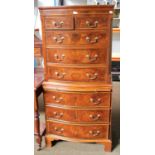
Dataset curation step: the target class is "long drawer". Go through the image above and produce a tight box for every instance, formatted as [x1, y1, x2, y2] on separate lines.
[45, 30, 108, 47]
[46, 106, 110, 123]
[46, 121, 109, 139]
[46, 66, 107, 82]
[44, 91, 111, 107]
[46, 48, 107, 64]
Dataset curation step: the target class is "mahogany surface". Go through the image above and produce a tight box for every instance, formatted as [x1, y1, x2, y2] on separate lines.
[75, 14, 109, 29]
[45, 30, 108, 47]
[34, 72, 44, 151]
[46, 66, 107, 82]
[46, 121, 109, 139]
[45, 15, 74, 30]
[39, 5, 114, 152]
[34, 32, 45, 150]
[46, 48, 107, 64]
[34, 33, 42, 57]
[44, 91, 111, 107]
[46, 106, 110, 123]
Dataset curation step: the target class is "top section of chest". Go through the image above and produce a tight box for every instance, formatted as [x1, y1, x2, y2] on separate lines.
[39, 5, 114, 30]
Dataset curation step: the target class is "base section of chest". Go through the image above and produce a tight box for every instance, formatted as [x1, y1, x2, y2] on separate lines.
[46, 120, 110, 139]
[43, 81, 112, 152]
[45, 128, 112, 152]
[45, 120, 112, 152]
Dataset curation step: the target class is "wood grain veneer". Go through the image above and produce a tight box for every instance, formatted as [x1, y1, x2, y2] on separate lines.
[39, 5, 114, 152]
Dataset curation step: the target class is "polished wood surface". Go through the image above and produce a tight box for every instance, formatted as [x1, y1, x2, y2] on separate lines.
[34, 48, 41, 57]
[45, 134, 112, 151]
[34, 33, 42, 57]
[44, 90, 111, 107]
[46, 121, 109, 139]
[43, 80, 112, 92]
[39, 5, 113, 152]
[34, 72, 44, 150]
[34, 31, 45, 150]
[46, 66, 107, 82]
[46, 48, 107, 64]
[75, 14, 109, 29]
[34, 74, 44, 90]
[45, 15, 74, 30]
[45, 30, 108, 47]
[46, 107, 110, 123]
[39, 5, 114, 15]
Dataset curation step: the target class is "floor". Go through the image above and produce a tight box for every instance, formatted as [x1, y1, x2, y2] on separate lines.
[35, 82, 120, 155]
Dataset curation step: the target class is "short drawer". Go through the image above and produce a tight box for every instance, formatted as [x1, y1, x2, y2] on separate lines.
[46, 66, 107, 82]
[46, 107, 76, 122]
[77, 109, 110, 123]
[77, 125, 109, 139]
[34, 47, 41, 57]
[75, 14, 109, 29]
[44, 91, 76, 106]
[46, 121, 109, 139]
[47, 121, 75, 138]
[44, 91, 111, 107]
[46, 49, 107, 64]
[45, 30, 107, 47]
[44, 15, 73, 30]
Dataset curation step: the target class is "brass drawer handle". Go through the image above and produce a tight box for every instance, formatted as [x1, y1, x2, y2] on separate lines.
[89, 130, 100, 137]
[90, 98, 101, 105]
[52, 96, 63, 103]
[86, 54, 98, 62]
[86, 36, 98, 44]
[53, 36, 64, 44]
[55, 72, 66, 79]
[86, 73, 98, 80]
[54, 127, 64, 134]
[89, 114, 101, 121]
[53, 111, 63, 118]
[54, 54, 65, 61]
[86, 21, 98, 28]
[53, 21, 64, 28]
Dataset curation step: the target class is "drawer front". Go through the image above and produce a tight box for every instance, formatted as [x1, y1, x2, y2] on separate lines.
[77, 125, 109, 139]
[46, 67, 107, 82]
[46, 107, 76, 122]
[44, 15, 73, 30]
[77, 110, 110, 123]
[46, 106, 110, 123]
[44, 91, 76, 106]
[75, 14, 109, 29]
[44, 91, 111, 107]
[46, 49, 107, 64]
[47, 121, 109, 139]
[76, 92, 111, 107]
[45, 31, 107, 47]
[34, 47, 41, 57]
[47, 121, 75, 138]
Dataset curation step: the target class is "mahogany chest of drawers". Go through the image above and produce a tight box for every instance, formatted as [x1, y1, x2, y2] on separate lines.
[39, 5, 113, 152]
